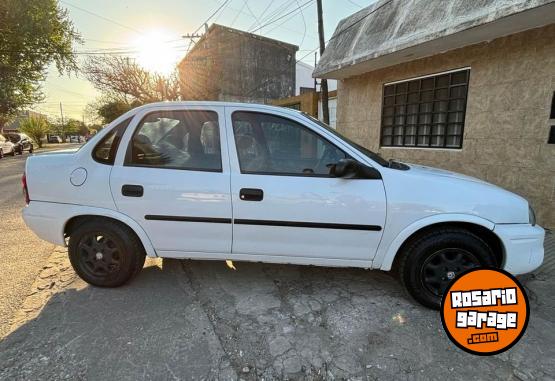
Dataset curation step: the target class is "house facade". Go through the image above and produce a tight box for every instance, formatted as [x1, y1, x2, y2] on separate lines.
[315, 0, 555, 228]
[2, 110, 46, 133]
[178, 24, 298, 103]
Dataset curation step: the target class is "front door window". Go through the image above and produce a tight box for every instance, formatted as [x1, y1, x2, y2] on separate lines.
[231, 111, 346, 176]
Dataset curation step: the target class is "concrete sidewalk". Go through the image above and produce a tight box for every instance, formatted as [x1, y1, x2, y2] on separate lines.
[0, 233, 553, 380]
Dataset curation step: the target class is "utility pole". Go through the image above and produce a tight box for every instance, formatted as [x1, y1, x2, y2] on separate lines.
[314, 52, 318, 91]
[59, 102, 65, 142]
[316, 0, 329, 125]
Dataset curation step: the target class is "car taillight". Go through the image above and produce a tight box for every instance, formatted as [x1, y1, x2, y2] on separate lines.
[22, 172, 30, 205]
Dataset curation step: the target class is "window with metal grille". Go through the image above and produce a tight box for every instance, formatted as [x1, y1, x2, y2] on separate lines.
[380, 69, 470, 149]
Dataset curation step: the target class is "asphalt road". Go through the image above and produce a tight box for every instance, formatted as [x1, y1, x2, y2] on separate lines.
[0, 145, 80, 337]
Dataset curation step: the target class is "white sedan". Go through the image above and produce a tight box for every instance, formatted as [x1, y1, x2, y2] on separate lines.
[0, 134, 16, 158]
[22, 102, 544, 308]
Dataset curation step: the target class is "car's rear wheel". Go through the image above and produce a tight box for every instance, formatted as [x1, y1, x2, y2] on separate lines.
[0, 149, 3, 159]
[68, 219, 146, 287]
[9, 147, 15, 156]
[399, 227, 497, 309]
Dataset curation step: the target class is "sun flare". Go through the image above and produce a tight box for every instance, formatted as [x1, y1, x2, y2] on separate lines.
[134, 30, 182, 75]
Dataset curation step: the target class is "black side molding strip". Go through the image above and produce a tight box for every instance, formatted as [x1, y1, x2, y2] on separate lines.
[144, 215, 382, 231]
[234, 219, 382, 231]
[145, 215, 232, 224]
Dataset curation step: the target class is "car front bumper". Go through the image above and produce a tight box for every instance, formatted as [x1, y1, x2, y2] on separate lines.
[494, 223, 545, 275]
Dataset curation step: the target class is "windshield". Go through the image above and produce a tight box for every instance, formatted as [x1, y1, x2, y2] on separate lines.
[301, 113, 390, 167]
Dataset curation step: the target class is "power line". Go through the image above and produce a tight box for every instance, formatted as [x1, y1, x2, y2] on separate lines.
[247, 0, 274, 30]
[250, 0, 314, 33]
[230, 0, 249, 27]
[345, 0, 363, 8]
[59, 0, 143, 35]
[328, 0, 393, 43]
[254, 0, 296, 29]
[193, 0, 231, 35]
[264, 0, 312, 42]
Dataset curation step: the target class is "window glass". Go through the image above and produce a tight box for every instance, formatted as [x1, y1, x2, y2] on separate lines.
[93, 117, 131, 165]
[127, 110, 221, 171]
[381, 69, 469, 149]
[232, 112, 346, 176]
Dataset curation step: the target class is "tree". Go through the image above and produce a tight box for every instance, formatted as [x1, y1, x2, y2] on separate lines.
[19, 117, 50, 148]
[51, 118, 81, 141]
[97, 99, 142, 124]
[82, 56, 181, 104]
[0, 0, 81, 129]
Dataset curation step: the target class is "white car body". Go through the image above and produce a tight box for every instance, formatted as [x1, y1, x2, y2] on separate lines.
[22, 102, 544, 276]
[0, 135, 15, 157]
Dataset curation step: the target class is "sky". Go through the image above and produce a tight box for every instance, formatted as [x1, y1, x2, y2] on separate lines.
[35, 0, 374, 122]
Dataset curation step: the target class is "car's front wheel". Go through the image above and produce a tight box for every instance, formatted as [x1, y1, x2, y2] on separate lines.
[399, 227, 497, 309]
[68, 219, 146, 287]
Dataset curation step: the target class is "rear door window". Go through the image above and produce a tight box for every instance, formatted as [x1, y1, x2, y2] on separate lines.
[125, 110, 222, 172]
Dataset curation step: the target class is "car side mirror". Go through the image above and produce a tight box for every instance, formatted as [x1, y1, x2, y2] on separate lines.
[332, 158, 382, 180]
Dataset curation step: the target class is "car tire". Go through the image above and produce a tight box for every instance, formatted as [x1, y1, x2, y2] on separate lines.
[10, 148, 15, 156]
[0, 149, 3, 159]
[398, 227, 497, 309]
[17, 146, 23, 155]
[68, 219, 146, 287]
[29, 145, 33, 153]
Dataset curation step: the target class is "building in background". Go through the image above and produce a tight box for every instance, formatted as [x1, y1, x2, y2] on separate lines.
[315, 0, 555, 227]
[295, 61, 337, 95]
[274, 62, 338, 127]
[178, 24, 298, 103]
[271, 89, 338, 129]
[2, 110, 47, 133]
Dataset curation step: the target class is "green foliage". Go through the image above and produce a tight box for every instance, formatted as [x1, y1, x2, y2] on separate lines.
[97, 99, 142, 124]
[50, 118, 82, 139]
[19, 117, 50, 148]
[0, 0, 81, 122]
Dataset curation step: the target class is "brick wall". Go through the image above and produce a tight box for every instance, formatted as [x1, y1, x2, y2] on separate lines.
[336, 25, 555, 228]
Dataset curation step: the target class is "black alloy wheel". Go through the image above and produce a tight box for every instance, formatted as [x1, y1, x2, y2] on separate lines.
[68, 219, 146, 287]
[399, 227, 497, 309]
[77, 232, 122, 280]
[420, 248, 480, 296]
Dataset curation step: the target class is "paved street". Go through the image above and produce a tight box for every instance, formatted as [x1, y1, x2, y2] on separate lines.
[0, 145, 80, 337]
[0, 152, 553, 379]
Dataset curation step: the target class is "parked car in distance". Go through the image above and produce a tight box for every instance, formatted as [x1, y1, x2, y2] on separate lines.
[0, 134, 16, 158]
[48, 135, 63, 144]
[69, 135, 85, 143]
[21, 102, 545, 309]
[6, 133, 33, 154]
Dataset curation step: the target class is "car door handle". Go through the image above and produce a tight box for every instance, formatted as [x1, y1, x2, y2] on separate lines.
[240, 188, 263, 201]
[122, 184, 144, 197]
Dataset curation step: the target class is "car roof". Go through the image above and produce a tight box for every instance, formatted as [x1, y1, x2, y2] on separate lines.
[132, 101, 304, 117]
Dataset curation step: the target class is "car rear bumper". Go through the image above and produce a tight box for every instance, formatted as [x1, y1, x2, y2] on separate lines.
[494, 223, 545, 275]
[22, 202, 66, 246]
